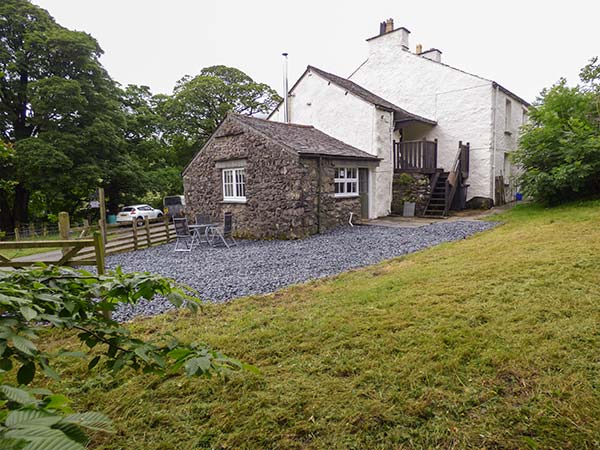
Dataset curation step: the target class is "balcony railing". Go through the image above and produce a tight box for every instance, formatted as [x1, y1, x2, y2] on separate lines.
[393, 139, 438, 172]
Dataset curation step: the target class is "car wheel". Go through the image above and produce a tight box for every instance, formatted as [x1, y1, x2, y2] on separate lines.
[157, 212, 163, 218]
[136, 217, 145, 227]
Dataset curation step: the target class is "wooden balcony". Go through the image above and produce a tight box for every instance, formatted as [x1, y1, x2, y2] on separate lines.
[393, 139, 438, 173]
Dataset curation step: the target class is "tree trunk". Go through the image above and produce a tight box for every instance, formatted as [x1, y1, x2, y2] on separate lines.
[13, 184, 29, 225]
[0, 190, 14, 231]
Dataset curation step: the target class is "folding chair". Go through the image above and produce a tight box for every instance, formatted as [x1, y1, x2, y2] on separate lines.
[173, 218, 194, 252]
[206, 212, 238, 248]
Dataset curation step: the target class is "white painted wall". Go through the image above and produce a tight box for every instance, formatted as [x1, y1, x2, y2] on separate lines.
[350, 30, 497, 200]
[270, 69, 392, 217]
[272, 28, 529, 208]
[492, 87, 528, 202]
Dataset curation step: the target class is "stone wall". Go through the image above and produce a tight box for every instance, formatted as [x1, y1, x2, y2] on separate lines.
[183, 116, 361, 239]
[302, 158, 362, 231]
[391, 172, 431, 216]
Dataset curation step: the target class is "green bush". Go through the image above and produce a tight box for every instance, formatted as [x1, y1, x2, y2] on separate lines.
[513, 58, 600, 204]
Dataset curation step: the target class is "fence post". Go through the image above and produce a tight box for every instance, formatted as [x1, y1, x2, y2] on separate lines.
[28, 223, 36, 238]
[42, 223, 48, 237]
[93, 231, 105, 276]
[164, 215, 171, 242]
[132, 218, 139, 250]
[98, 219, 107, 253]
[93, 231, 111, 320]
[14, 228, 20, 241]
[98, 187, 107, 245]
[145, 217, 151, 247]
[58, 212, 70, 255]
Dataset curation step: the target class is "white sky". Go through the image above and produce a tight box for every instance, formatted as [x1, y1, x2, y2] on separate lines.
[34, 0, 600, 103]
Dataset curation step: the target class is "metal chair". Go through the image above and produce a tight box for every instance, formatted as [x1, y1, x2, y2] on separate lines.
[206, 212, 237, 248]
[173, 218, 194, 252]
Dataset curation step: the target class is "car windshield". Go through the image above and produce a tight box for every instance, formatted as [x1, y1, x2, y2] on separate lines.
[122, 207, 135, 212]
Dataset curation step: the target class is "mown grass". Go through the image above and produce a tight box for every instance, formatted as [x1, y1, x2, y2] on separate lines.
[49, 200, 600, 449]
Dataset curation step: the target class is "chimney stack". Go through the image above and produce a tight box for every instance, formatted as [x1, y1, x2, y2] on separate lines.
[416, 43, 423, 54]
[385, 18, 394, 33]
[368, 20, 410, 53]
[420, 48, 442, 63]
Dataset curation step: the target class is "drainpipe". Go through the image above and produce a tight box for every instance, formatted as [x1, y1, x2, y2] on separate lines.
[317, 157, 322, 233]
[491, 84, 499, 203]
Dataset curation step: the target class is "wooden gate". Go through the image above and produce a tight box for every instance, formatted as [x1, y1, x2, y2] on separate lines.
[0, 231, 105, 274]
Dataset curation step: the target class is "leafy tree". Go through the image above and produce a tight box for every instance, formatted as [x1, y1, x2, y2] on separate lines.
[161, 65, 282, 166]
[0, 0, 126, 228]
[0, 265, 246, 448]
[514, 58, 600, 204]
[0, 1, 282, 227]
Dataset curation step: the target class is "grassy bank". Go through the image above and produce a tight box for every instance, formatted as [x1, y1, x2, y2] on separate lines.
[52, 201, 600, 449]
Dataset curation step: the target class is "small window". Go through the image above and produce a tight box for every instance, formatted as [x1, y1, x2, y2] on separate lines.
[505, 99, 512, 132]
[222, 168, 246, 202]
[334, 167, 358, 197]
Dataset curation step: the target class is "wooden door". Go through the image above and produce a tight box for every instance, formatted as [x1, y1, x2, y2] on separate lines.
[359, 168, 369, 219]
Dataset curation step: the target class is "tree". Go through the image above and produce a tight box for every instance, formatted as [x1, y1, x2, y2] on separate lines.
[0, 265, 246, 448]
[513, 58, 600, 204]
[0, 0, 127, 228]
[161, 65, 282, 167]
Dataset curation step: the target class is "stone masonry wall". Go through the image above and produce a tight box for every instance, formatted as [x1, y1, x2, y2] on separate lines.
[391, 172, 431, 216]
[183, 117, 361, 239]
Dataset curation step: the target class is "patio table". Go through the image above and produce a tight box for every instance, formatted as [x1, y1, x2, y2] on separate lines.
[188, 223, 217, 246]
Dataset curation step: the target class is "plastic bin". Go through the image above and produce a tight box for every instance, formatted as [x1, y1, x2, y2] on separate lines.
[106, 214, 117, 224]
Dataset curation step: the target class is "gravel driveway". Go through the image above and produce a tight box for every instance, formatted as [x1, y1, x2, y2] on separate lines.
[109, 221, 496, 321]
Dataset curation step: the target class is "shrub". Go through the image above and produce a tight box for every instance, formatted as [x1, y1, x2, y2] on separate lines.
[513, 58, 600, 204]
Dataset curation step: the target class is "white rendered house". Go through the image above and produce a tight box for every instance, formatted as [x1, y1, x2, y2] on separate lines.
[270, 19, 529, 218]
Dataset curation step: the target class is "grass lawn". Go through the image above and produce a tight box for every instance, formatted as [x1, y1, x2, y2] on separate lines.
[49, 201, 600, 449]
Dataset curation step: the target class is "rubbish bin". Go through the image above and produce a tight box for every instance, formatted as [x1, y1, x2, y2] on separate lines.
[106, 214, 117, 224]
[515, 192, 523, 201]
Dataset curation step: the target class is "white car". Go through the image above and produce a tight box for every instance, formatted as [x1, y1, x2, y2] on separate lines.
[116, 204, 163, 226]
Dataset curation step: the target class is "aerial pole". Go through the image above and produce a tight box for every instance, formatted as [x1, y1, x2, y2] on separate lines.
[282, 52, 289, 123]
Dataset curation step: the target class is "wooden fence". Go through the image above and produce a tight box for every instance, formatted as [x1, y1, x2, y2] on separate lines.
[0, 232, 105, 273]
[0, 214, 175, 272]
[75, 216, 175, 262]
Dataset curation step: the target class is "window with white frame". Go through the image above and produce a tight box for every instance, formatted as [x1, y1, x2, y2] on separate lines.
[334, 167, 358, 197]
[222, 168, 246, 202]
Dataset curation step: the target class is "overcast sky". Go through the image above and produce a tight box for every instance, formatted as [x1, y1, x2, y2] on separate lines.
[34, 0, 599, 103]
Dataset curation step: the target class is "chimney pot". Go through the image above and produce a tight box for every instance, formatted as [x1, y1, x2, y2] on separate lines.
[416, 44, 423, 54]
[385, 18, 394, 33]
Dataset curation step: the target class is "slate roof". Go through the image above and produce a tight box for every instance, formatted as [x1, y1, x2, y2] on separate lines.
[231, 114, 380, 161]
[307, 66, 437, 125]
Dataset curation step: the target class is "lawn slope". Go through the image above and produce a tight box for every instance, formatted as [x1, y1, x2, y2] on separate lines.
[54, 201, 600, 449]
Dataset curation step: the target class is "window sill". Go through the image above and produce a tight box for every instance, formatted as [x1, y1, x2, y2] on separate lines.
[334, 194, 359, 199]
[221, 199, 247, 204]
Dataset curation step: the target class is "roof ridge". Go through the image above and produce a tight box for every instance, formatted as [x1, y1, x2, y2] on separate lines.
[232, 113, 315, 129]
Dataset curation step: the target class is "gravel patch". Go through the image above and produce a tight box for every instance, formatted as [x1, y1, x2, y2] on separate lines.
[109, 221, 497, 321]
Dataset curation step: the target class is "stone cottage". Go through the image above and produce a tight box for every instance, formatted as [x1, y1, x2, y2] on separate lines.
[270, 18, 531, 215]
[182, 113, 379, 239]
